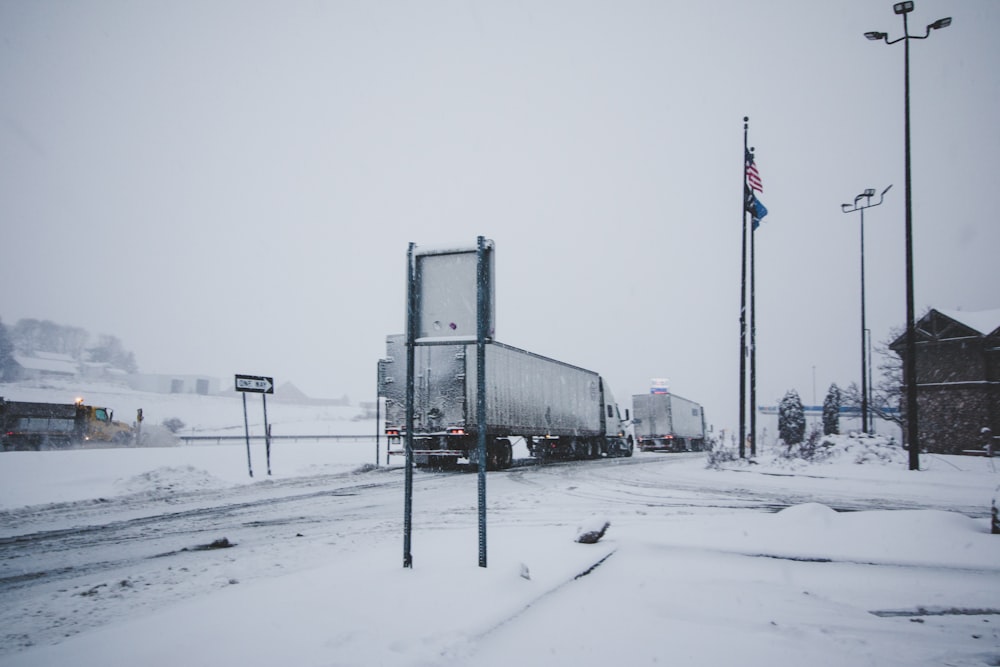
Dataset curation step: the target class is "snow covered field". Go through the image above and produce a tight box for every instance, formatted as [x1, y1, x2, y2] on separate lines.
[1, 381, 999, 666]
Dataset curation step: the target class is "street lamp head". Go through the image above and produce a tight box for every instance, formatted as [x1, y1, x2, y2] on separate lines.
[842, 203, 852, 212]
[881, 184, 894, 196]
[929, 17, 952, 30]
[865, 31, 887, 40]
[862, 188, 876, 198]
[893, 1, 914, 15]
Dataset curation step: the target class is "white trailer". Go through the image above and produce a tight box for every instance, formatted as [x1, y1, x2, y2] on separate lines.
[631, 392, 706, 452]
[379, 335, 632, 469]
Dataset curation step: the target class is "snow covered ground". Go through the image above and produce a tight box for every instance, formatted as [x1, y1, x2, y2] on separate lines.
[1, 381, 999, 666]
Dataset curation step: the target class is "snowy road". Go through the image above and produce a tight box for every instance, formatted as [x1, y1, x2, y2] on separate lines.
[2, 452, 991, 592]
[1, 447, 997, 662]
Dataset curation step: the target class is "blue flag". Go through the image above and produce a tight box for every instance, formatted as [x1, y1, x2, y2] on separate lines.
[746, 190, 768, 230]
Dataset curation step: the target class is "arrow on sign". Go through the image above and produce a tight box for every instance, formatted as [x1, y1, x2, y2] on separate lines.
[235, 374, 274, 394]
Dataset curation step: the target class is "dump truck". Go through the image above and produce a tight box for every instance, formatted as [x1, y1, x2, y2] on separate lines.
[379, 334, 632, 469]
[631, 392, 706, 452]
[0, 397, 134, 451]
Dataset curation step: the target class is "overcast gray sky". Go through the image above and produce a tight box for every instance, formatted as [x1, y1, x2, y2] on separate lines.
[2, 0, 997, 436]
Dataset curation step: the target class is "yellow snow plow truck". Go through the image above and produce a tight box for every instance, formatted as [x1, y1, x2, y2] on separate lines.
[0, 397, 135, 451]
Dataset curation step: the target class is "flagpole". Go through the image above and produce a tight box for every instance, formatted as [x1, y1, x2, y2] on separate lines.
[743, 127, 766, 460]
[739, 117, 749, 459]
[749, 146, 757, 459]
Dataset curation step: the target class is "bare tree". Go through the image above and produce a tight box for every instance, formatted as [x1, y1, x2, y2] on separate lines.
[10, 319, 88, 358]
[88, 334, 139, 373]
[0, 318, 19, 381]
[841, 328, 904, 429]
[871, 328, 904, 428]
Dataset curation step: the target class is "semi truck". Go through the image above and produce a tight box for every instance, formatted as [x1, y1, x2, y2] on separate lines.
[379, 334, 632, 469]
[631, 392, 706, 452]
[0, 397, 134, 451]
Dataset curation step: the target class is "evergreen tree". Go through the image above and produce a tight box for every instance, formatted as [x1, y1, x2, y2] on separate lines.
[822, 383, 841, 435]
[0, 318, 18, 381]
[778, 389, 806, 445]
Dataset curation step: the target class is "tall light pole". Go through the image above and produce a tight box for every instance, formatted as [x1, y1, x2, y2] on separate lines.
[841, 185, 892, 435]
[866, 328, 874, 433]
[864, 1, 951, 470]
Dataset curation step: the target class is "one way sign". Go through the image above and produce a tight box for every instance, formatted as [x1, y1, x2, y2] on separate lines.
[235, 374, 274, 394]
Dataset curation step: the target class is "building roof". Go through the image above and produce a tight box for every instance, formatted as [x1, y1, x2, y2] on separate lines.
[14, 353, 79, 375]
[936, 308, 1000, 337]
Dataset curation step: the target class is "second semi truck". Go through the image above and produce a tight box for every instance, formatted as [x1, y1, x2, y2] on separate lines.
[631, 392, 706, 452]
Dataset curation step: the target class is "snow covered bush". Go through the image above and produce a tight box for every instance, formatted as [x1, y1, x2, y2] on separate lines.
[844, 434, 905, 465]
[781, 428, 834, 463]
[773, 433, 905, 467]
[705, 437, 739, 469]
[162, 417, 185, 434]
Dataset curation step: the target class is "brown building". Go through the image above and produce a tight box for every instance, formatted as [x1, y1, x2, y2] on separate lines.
[890, 308, 1000, 454]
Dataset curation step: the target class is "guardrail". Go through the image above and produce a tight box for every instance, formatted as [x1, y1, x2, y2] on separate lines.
[178, 434, 374, 445]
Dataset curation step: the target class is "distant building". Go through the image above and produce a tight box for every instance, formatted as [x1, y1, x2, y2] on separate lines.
[890, 308, 1000, 454]
[216, 381, 352, 406]
[80, 361, 129, 383]
[11, 352, 131, 384]
[12, 352, 79, 380]
[127, 374, 219, 396]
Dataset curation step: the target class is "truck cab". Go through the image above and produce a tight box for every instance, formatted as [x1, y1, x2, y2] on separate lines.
[599, 381, 633, 457]
[77, 402, 133, 443]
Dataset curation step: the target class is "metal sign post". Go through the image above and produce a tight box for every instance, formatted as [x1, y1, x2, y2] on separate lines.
[475, 236, 488, 568]
[241, 392, 253, 478]
[402, 237, 494, 569]
[263, 394, 272, 476]
[403, 243, 417, 569]
[375, 364, 381, 468]
[235, 374, 275, 479]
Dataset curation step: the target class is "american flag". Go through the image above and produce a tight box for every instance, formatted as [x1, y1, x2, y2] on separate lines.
[745, 149, 763, 193]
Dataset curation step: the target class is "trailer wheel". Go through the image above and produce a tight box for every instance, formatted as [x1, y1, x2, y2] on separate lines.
[589, 440, 601, 459]
[427, 456, 458, 470]
[485, 443, 499, 471]
[495, 439, 513, 470]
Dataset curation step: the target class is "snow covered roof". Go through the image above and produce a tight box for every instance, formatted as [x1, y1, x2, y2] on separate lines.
[936, 308, 1000, 336]
[33, 351, 77, 362]
[275, 381, 307, 399]
[14, 353, 79, 375]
